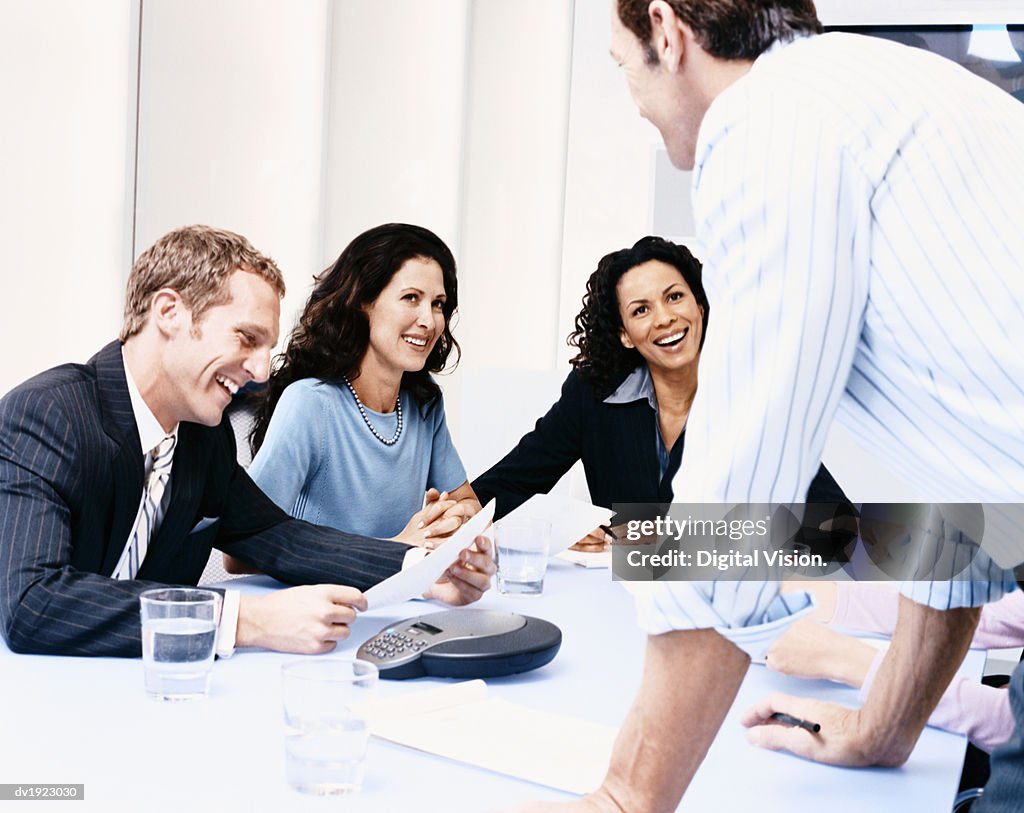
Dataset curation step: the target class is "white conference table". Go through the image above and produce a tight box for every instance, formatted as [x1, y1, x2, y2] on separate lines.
[0, 561, 981, 813]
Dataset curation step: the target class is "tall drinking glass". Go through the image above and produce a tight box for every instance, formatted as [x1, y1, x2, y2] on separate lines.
[494, 518, 552, 595]
[139, 588, 220, 701]
[281, 659, 379, 795]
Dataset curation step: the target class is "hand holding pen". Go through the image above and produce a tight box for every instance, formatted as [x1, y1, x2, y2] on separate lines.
[740, 693, 882, 767]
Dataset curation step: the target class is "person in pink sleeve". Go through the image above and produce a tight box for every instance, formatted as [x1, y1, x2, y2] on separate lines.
[767, 582, 1023, 753]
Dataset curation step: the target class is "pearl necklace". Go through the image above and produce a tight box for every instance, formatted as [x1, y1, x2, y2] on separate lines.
[342, 377, 403, 446]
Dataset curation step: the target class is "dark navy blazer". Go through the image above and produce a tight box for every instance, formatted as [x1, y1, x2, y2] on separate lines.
[0, 342, 407, 657]
[473, 369, 849, 519]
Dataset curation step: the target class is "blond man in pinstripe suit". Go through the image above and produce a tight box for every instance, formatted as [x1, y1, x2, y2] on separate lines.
[0, 225, 494, 659]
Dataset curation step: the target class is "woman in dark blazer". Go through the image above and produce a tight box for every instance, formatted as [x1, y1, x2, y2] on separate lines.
[473, 236, 848, 539]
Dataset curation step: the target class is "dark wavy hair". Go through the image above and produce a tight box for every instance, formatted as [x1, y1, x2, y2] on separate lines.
[249, 223, 460, 454]
[617, 0, 821, 62]
[568, 236, 708, 400]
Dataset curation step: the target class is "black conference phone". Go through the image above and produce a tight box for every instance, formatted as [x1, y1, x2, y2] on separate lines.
[356, 609, 562, 680]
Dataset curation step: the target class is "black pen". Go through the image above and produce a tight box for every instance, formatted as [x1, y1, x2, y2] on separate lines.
[770, 712, 821, 734]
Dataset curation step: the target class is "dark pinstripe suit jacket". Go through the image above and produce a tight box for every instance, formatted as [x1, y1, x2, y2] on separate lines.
[0, 341, 407, 657]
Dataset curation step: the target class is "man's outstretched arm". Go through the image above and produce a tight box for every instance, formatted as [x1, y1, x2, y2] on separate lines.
[501, 628, 750, 813]
[745, 596, 981, 765]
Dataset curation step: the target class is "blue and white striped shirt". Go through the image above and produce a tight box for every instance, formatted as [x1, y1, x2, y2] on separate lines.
[636, 33, 1024, 647]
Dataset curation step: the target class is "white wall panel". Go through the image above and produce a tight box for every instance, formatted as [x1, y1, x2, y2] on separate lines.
[557, 0, 676, 369]
[457, 0, 574, 370]
[448, 0, 574, 441]
[323, 0, 469, 258]
[0, 0, 137, 394]
[134, 0, 331, 337]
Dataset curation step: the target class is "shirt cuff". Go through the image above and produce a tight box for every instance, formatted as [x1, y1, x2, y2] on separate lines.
[714, 592, 816, 661]
[215, 589, 240, 658]
[889, 507, 1020, 608]
[900, 575, 1019, 610]
[628, 581, 817, 661]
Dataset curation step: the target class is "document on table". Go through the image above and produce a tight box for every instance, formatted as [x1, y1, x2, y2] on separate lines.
[354, 680, 615, 794]
[364, 501, 496, 610]
[500, 494, 614, 555]
[556, 548, 612, 569]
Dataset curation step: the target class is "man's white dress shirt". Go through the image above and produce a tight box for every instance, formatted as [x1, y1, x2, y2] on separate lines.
[634, 33, 1024, 652]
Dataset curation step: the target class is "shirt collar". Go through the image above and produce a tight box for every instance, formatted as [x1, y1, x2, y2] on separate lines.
[122, 347, 178, 456]
[603, 364, 658, 412]
[757, 32, 809, 61]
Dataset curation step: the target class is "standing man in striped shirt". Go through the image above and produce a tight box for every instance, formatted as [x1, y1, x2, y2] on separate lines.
[506, 2, 1024, 811]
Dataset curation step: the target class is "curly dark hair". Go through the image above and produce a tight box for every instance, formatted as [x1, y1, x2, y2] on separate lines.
[568, 236, 708, 399]
[249, 223, 460, 454]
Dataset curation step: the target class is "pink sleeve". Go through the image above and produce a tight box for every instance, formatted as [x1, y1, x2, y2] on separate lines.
[973, 589, 1024, 649]
[859, 651, 1014, 753]
[833, 585, 1024, 650]
[830, 582, 901, 635]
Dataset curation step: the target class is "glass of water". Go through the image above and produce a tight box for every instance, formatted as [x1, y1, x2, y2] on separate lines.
[139, 588, 220, 701]
[494, 518, 552, 595]
[281, 659, 378, 795]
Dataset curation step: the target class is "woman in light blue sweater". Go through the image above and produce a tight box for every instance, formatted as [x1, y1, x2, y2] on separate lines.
[238, 224, 479, 559]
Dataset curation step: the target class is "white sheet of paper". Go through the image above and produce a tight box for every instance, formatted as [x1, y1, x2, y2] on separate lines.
[500, 493, 613, 555]
[357, 680, 615, 795]
[364, 501, 495, 610]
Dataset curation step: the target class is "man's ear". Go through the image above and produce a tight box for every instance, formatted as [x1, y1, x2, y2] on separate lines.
[619, 328, 635, 350]
[648, 0, 690, 73]
[150, 288, 189, 338]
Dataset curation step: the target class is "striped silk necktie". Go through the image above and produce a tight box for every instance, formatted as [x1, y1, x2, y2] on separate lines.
[114, 434, 176, 580]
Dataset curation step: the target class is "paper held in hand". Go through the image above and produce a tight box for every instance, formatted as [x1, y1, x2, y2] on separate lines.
[364, 501, 496, 610]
